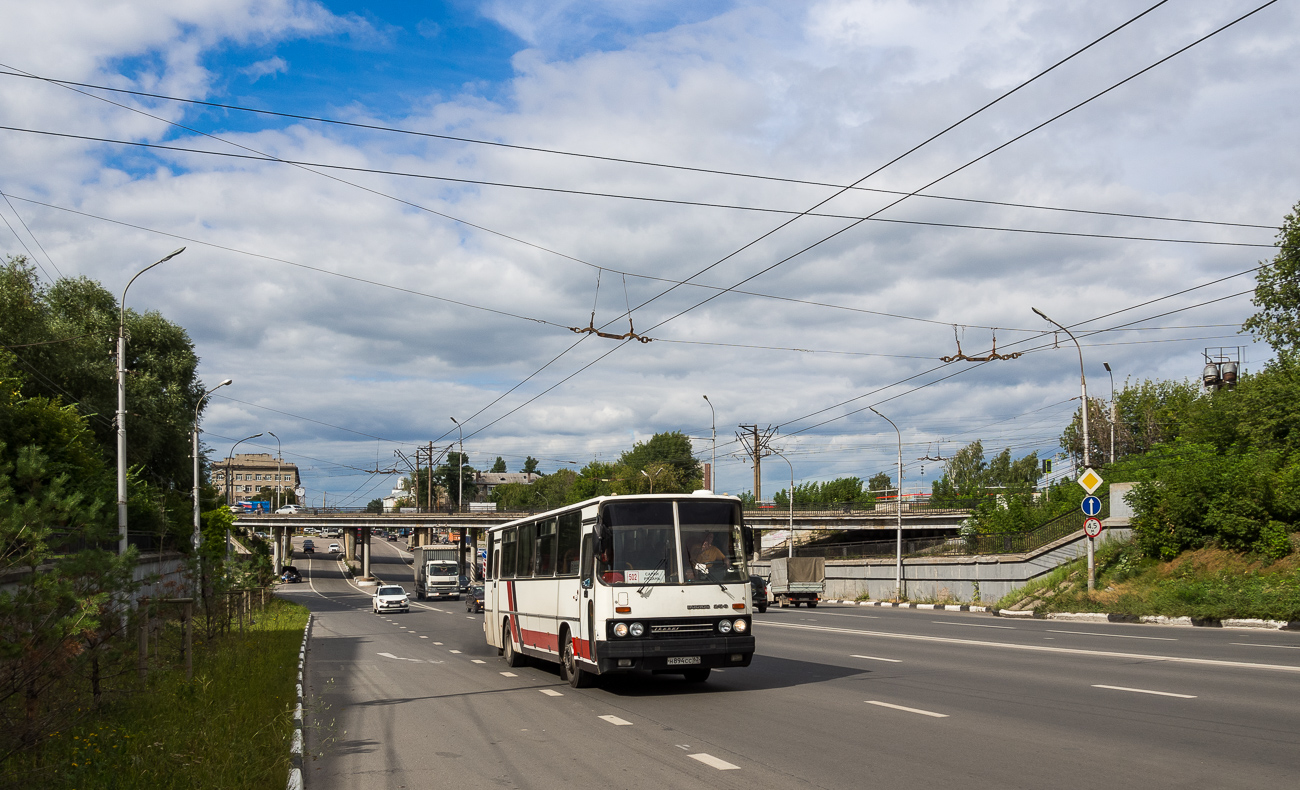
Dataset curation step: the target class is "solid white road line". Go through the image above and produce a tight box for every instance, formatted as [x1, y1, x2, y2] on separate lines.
[762, 620, 1300, 674]
[932, 621, 1015, 629]
[1092, 684, 1197, 698]
[689, 754, 740, 770]
[540, 689, 564, 697]
[851, 654, 901, 663]
[1047, 629, 1176, 641]
[599, 715, 633, 726]
[866, 700, 949, 718]
[1231, 642, 1300, 649]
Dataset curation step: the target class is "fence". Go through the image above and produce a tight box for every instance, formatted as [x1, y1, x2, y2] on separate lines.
[786, 495, 1109, 560]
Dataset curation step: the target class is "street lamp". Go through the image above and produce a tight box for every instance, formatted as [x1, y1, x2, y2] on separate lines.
[192, 378, 232, 553]
[1103, 362, 1116, 465]
[769, 449, 795, 558]
[268, 432, 281, 511]
[1033, 307, 1095, 592]
[1033, 308, 1090, 469]
[117, 246, 186, 554]
[702, 395, 716, 491]
[640, 467, 665, 494]
[869, 407, 904, 600]
[225, 432, 263, 560]
[450, 417, 463, 513]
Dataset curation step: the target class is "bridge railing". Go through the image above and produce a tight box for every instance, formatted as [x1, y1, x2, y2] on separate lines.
[743, 498, 982, 517]
[780, 495, 1109, 559]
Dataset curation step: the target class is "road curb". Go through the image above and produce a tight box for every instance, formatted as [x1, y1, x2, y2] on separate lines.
[289, 613, 311, 790]
[982, 610, 1300, 630]
[825, 599, 990, 613]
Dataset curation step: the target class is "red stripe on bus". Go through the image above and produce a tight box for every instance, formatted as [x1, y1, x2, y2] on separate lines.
[520, 627, 560, 653]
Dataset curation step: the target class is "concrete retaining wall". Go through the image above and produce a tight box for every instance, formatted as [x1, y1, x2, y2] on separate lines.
[753, 528, 1132, 604]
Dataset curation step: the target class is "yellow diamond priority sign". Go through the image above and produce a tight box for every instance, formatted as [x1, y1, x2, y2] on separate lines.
[1077, 468, 1103, 494]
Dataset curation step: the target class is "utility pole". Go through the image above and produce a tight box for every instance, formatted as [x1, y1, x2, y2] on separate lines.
[736, 425, 775, 502]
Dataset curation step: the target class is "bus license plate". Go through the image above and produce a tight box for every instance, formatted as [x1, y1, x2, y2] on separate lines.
[667, 656, 700, 666]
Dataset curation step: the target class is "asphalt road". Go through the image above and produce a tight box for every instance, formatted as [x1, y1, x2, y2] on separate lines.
[278, 536, 1300, 789]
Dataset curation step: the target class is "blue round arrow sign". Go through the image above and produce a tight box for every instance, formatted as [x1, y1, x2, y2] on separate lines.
[1081, 495, 1102, 517]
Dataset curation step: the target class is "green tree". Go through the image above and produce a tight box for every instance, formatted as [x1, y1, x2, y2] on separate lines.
[522, 456, 539, 474]
[618, 432, 702, 492]
[491, 457, 507, 473]
[868, 472, 893, 493]
[366, 498, 383, 514]
[1243, 200, 1300, 354]
[434, 451, 475, 510]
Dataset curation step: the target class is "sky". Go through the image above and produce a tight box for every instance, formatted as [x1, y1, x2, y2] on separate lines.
[0, 0, 1296, 507]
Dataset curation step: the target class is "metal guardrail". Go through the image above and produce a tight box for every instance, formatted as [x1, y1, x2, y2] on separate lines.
[785, 495, 1109, 559]
[743, 499, 982, 516]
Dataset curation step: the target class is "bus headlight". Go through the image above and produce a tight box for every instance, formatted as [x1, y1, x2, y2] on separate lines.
[629, 622, 645, 637]
[614, 622, 629, 637]
[717, 619, 732, 634]
[732, 618, 747, 633]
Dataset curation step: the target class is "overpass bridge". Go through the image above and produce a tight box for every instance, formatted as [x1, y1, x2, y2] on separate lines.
[237, 504, 971, 579]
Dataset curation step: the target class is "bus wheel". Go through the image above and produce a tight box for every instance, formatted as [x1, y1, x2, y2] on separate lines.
[561, 631, 593, 688]
[502, 621, 524, 667]
[683, 667, 711, 683]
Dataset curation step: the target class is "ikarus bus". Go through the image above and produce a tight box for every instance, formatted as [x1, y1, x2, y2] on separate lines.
[484, 492, 755, 686]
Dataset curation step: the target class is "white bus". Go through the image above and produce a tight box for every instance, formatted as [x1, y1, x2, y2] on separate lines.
[484, 492, 755, 686]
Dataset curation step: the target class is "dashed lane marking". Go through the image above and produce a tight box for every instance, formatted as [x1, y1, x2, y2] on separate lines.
[1092, 684, 1196, 698]
[471, 660, 486, 664]
[932, 621, 1014, 629]
[450, 650, 462, 654]
[851, 654, 901, 663]
[866, 700, 949, 718]
[689, 754, 740, 771]
[419, 636, 429, 639]
[500, 672, 518, 678]
[1047, 629, 1175, 641]
[599, 715, 633, 726]
[540, 689, 563, 697]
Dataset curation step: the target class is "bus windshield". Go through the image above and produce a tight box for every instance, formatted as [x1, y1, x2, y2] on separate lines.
[597, 499, 747, 586]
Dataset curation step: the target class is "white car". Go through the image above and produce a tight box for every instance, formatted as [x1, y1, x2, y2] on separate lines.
[373, 585, 410, 614]
[276, 504, 303, 514]
[328, 542, 341, 553]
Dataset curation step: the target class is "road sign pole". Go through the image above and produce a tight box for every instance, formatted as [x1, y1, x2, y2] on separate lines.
[1087, 535, 1095, 592]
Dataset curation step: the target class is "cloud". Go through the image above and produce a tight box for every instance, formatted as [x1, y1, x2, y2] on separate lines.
[0, 0, 1294, 503]
[240, 55, 289, 81]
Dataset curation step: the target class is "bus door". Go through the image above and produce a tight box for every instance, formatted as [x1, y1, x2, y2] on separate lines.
[577, 530, 595, 663]
[486, 534, 499, 644]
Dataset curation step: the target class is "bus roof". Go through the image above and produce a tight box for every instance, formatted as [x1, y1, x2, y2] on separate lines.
[486, 491, 741, 533]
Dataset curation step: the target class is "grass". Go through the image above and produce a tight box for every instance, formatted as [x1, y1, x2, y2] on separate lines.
[1011, 536, 1300, 621]
[4, 597, 309, 790]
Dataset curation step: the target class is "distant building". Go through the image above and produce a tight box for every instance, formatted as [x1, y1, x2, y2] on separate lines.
[212, 453, 300, 503]
[474, 471, 540, 499]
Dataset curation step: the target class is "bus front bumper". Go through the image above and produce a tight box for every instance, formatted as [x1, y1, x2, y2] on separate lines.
[597, 635, 754, 672]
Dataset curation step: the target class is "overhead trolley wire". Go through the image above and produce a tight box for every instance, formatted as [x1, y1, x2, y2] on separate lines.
[636, 0, 1282, 339]
[0, 126, 1273, 252]
[0, 54, 1273, 231]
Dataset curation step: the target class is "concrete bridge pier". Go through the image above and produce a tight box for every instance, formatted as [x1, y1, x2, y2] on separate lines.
[360, 527, 372, 580]
[345, 527, 356, 562]
[271, 525, 280, 572]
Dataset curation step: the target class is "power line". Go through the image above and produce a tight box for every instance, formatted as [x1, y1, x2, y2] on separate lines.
[637, 0, 1282, 338]
[0, 125, 1274, 251]
[1, 49, 1271, 230]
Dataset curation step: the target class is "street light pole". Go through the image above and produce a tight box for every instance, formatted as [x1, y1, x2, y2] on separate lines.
[1034, 307, 1095, 591]
[870, 407, 904, 601]
[117, 246, 186, 555]
[769, 450, 794, 558]
[1033, 308, 1090, 469]
[450, 417, 463, 513]
[1103, 362, 1116, 465]
[269, 432, 281, 511]
[225, 432, 263, 560]
[192, 379, 232, 554]
[702, 395, 716, 491]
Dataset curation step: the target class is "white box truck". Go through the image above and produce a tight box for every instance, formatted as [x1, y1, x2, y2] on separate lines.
[769, 556, 825, 608]
[416, 545, 460, 600]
